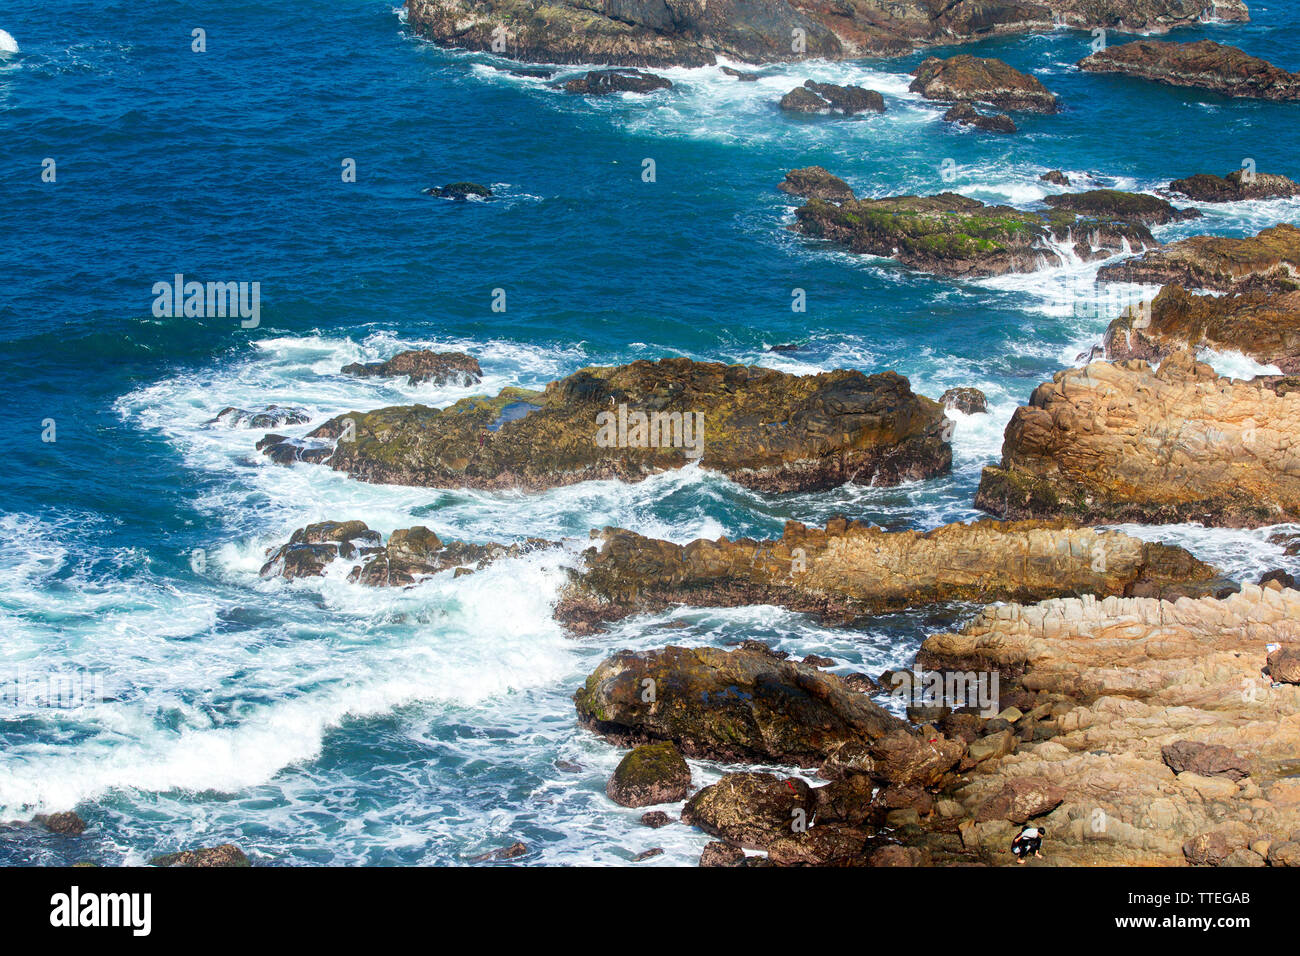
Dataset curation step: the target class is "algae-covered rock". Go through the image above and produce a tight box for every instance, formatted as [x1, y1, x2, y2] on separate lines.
[1043, 189, 1199, 226]
[606, 742, 691, 808]
[1097, 223, 1300, 290]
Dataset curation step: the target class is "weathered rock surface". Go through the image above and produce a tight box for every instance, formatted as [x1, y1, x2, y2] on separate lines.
[341, 349, 483, 386]
[911, 56, 1057, 112]
[1043, 189, 1199, 226]
[259, 519, 551, 585]
[407, 1, 1246, 69]
[555, 518, 1227, 632]
[1040, 170, 1070, 186]
[793, 190, 1152, 278]
[1097, 223, 1300, 291]
[562, 68, 671, 95]
[940, 386, 988, 414]
[606, 741, 692, 808]
[781, 80, 884, 114]
[778, 166, 854, 202]
[942, 102, 1016, 134]
[918, 585, 1300, 865]
[976, 352, 1300, 527]
[1161, 741, 1250, 781]
[1169, 169, 1300, 203]
[1080, 39, 1300, 101]
[574, 643, 963, 781]
[39, 811, 86, 835]
[270, 358, 953, 494]
[1103, 284, 1300, 374]
[150, 844, 250, 867]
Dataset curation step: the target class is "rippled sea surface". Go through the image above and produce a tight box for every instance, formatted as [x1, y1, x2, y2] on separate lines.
[1, 2, 1298, 864]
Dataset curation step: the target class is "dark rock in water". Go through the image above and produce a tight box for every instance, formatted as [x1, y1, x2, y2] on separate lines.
[255, 434, 335, 466]
[766, 342, 802, 352]
[506, 66, 554, 79]
[781, 80, 884, 114]
[682, 772, 812, 849]
[1040, 170, 1070, 186]
[942, 102, 1015, 133]
[574, 644, 963, 781]
[563, 69, 671, 95]
[940, 386, 988, 414]
[633, 847, 664, 862]
[698, 841, 746, 867]
[640, 811, 672, 828]
[39, 811, 86, 836]
[259, 519, 554, 586]
[606, 742, 692, 808]
[1260, 569, 1297, 590]
[721, 66, 759, 81]
[1079, 39, 1300, 101]
[1161, 741, 1250, 781]
[467, 841, 529, 862]
[778, 166, 853, 202]
[342, 349, 482, 387]
[1043, 189, 1200, 226]
[207, 405, 310, 429]
[422, 182, 493, 200]
[304, 358, 952, 494]
[802, 654, 834, 668]
[1169, 169, 1300, 202]
[911, 56, 1058, 112]
[151, 844, 250, 867]
[842, 673, 880, 694]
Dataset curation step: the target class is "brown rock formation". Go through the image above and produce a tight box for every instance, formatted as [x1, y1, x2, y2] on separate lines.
[976, 352, 1300, 527]
[1103, 283, 1300, 373]
[918, 585, 1300, 865]
[1096, 223, 1300, 290]
[778, 166, 854, 202]
[1080, 39, 1300, 101]
[555, 518, 1228, 633]
[910, 55, 1058, 112]
[342, 349, 482, 387]
[1169, 169, 1300, 202]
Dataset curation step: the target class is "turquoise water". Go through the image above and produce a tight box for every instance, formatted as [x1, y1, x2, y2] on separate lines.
[1, 2, 1298, 865]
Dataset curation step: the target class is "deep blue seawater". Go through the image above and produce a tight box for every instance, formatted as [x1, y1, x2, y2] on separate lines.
[1, 1, 1298, 865]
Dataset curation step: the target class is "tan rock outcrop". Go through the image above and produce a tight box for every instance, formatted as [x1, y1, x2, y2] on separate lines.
[976, 352, 1300, 527]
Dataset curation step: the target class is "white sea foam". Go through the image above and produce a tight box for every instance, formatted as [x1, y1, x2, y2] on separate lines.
[0, 30, 18, 55]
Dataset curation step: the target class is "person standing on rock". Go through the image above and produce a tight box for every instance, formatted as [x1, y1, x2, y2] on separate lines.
[1011, 825, 1045, 864]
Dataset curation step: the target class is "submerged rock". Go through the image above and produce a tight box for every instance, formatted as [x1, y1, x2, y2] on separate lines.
[1079, 39, 1300, 101]
[574, 643, 964, 781]
[1043, 189, 1200, 226]
[606, 742, 692, 808]
[720, 66, 759, 82]
[422, 182, 493, 200]
[341, 349, 482, 386]
[910, 56, 1058, 112]
[207, 405, 310, 429]
[1103, 283, 1300, 374]
[939, 386, 987, 414]
[1168, 169, 1300, 202]
[258, 519, 551, 585]
[555, 519, 1227, 633]
[151, 844, 250, 867]
[777, 166, 854, 202]
[975, 352, 1300, 527]
[1097, 223, 1300, 291]
[942, 102, 1016, 134]
[39, 811, 86, 836]
[919, 585, 1300, 865]
[563, 69, 671, 95]
[282, 358, 953, 494]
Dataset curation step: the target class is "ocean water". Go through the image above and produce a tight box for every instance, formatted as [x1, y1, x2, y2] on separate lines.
[1, 1, 1298, 865]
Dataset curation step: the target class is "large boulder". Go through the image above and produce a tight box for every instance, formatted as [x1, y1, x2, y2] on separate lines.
[574, 644, 963, 781]
[975, 353, 1300, 527]
[554, 518, 1228, 632]
[681, 773, 813, 849]
[341, 349, 482, 386]
[910, 56, 1058, 112]
[150, 844, 250, 867]
[1103, 284, 1300, 374]
[778, 166, 855, 202]
[942, 102, 1016, 134]
[1161, 741, 1250, 781]
[1079, 40, 1300, 101]
[275, 358, 954, 494]
[781, 80, 884, 114]
[1097, 223, 1300, 291]
[606, 742, 692, 808]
